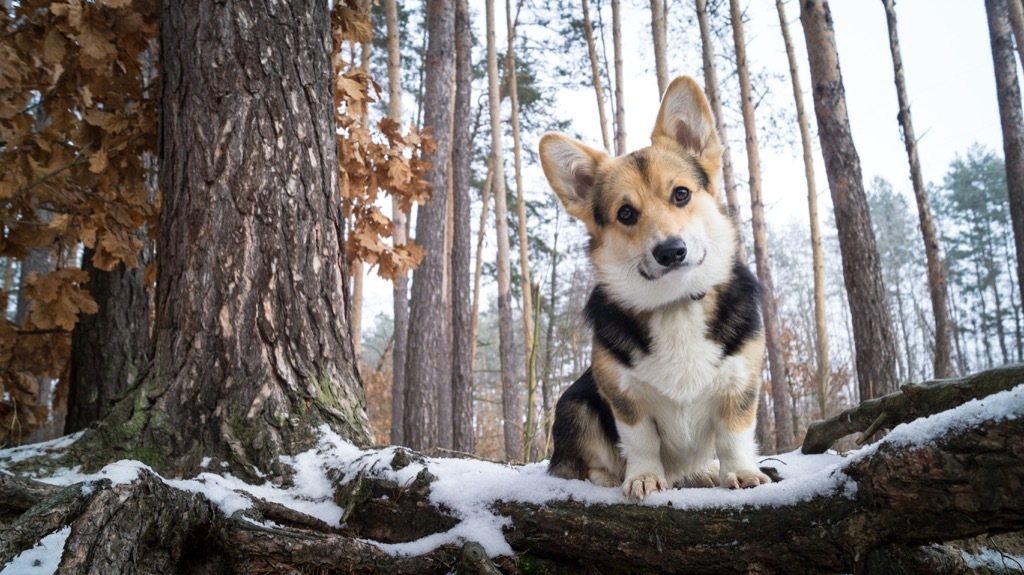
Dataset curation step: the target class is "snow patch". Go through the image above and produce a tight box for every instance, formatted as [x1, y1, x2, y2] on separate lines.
[0, 433, 83, 465]
[961, 546, 1024, 571]
[0, 526, 70, 575]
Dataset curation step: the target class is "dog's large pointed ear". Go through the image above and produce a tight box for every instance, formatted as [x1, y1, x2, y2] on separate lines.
[651, 76, 721, 159]
[539, 133, 607, 221]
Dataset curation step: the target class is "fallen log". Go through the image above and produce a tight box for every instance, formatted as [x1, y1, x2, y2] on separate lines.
[802, 364, 1024, 454]
[1, 385, 1021, 574]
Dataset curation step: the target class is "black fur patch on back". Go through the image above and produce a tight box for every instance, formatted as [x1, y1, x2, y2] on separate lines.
[585, 286, 652, 367]
[548, 368, 619, 478]
[707, 259, 762, 357]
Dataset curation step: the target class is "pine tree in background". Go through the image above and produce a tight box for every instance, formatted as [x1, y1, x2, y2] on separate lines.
[405, 0, 456, 450]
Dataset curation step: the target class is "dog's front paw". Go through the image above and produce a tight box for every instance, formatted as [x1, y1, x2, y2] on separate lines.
[722, 469, 771, 489]
[623, 472, 668, 500]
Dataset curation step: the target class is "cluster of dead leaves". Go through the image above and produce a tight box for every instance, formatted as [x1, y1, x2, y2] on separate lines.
[0, 0, 158, 443]
[1, 1, 430, 444]
[332, 0, 432, 280]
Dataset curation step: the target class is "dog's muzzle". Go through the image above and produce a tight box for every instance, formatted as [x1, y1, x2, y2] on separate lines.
[652, 238, 687, 269]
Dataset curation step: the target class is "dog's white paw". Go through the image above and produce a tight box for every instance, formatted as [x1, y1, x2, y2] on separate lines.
[722, 469, 771, 489]
[623, 472, 668, 500]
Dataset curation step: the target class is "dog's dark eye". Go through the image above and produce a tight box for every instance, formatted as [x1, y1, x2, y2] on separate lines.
[617, 205, 638, 225]
[671, 186, 692, 206]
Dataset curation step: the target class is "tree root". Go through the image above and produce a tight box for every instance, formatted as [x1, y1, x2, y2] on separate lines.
[802, 364, 1024, 454]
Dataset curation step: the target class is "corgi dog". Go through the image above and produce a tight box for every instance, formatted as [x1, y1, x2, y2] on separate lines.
[540, 76, 770, 499]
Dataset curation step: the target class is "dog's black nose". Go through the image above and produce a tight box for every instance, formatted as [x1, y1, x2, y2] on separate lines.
[652, 238, 687, 267]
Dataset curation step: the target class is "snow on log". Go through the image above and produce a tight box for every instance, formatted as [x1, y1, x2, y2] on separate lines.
[0, 382, 1022, 574]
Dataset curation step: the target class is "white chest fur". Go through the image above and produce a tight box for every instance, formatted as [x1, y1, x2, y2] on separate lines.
[618, 299, 754, 479]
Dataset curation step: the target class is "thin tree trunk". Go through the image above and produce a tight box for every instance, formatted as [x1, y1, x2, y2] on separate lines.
[2, 257, 14, 293]
[385, 0, 409, 447]
[541, 211, 561, 452]
[486, 0, 522, 461]
[695, 0, 747, 265]
[65, 249, 149, 433]
[775, 0, 830, 418]
[882, 0, 953, 379]
[581, 0, 612, 153]
[650, 0, 668, 96]
[973, 258, 995, 368]
[451, 0, 475, 454]
[986, 0, 1024, 313]
[987, 252, 1011, 365]
[470, 159, 494, 371]
[351, 263, 363, 359]
[1006, 0, 1024, 68]
[729, 0, 791, 452]
[892, 274, 911, 383]
[505, 0, 536, 462]
[801, 0, 900, 401]
[610, 0, 626, 155]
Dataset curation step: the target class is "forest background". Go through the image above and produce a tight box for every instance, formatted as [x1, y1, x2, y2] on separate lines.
[1, 0, 1021, 465]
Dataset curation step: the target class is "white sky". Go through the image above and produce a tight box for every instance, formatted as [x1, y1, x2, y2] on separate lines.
[360, 0, 1011, 326]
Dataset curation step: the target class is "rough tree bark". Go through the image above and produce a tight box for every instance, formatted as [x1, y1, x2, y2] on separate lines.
[729, 0, 792, 453]
[1007, 0, 1024, 69]
[64, 0, 372, 479]
[5, 370, 1023, 574]
[650, 0, 668, 96]
[581, 0, 612, 153]
[695, 0, 748, 266]
[404, 0, 456, 451]
[776, 0, 831, 418]
[385, 0, 409, 447]
[65, 248, 149, 433]
[611, 0, 626, 155]
[801, 0, 900, 402]
[986, 0, 1024, 314]
[882, 0, 953, 380]
[486, 0, 522, 461]
[451, 0, 475, 454]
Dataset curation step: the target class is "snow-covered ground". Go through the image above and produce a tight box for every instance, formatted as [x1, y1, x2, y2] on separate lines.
[3, 384, 1024, 574]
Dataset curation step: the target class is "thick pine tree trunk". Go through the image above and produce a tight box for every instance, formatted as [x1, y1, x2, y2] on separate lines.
[986, 0, 1024, 315]
[65, 249, 149, 433]
[73, 0, 372, 478]
[451, 0, 475, 454]
[695, 0, 748, 266]
[405, 0, 456, 451]
[486, 0, 522, 461]
[581, 0, 612, 153]
[729, 0, 792, 452]
[776, 0, 831, 418]
[385, 0, 409, 447]
[882, 0, 953, 379]
[801, 0, 900, 401]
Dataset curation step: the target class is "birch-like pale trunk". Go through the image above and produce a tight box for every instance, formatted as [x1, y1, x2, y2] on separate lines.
[775, 0, 831, 416]
[729, 0, 792, 452]
[581, 0, 612, 153]
[486, 0, 522, 461]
